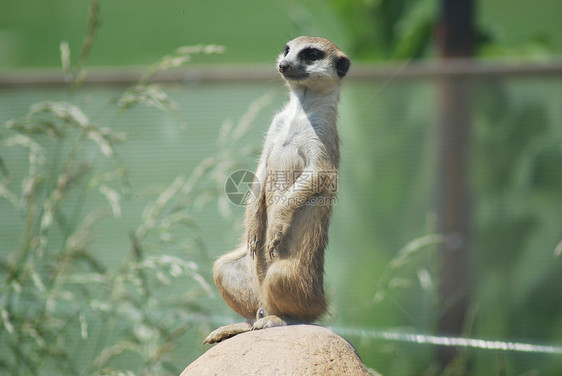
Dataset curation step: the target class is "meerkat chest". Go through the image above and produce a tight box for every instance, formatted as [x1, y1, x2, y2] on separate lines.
[267, 111, 316, 171]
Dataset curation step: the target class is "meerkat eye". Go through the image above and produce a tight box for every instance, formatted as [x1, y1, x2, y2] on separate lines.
[300, 48, 325, 61]
[284, 45, 290, 56]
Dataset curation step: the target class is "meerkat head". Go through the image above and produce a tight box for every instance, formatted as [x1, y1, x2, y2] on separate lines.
[277, 36, 350, 90]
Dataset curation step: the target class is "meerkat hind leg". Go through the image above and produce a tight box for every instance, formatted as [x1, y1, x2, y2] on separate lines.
[203, 322, 253, 344]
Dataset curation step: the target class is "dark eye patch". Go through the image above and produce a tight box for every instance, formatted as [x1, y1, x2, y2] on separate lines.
[284, 45, 290, 56]
[300, 48, 325, 61]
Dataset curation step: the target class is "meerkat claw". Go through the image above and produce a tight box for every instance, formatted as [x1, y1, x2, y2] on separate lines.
[248, 233, 259, 259]
[267, 238, 280, 259]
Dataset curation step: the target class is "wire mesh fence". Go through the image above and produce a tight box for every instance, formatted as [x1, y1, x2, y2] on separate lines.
[1, 60, 561, 375]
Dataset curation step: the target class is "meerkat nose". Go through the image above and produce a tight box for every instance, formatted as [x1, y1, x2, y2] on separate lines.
[278, 62, 289, 72]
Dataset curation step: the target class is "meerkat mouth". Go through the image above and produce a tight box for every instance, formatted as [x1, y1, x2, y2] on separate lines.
[280, 70, 310, 81]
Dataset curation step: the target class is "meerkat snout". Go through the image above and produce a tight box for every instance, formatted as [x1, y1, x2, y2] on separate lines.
[277, 57, 308, 81]
[278, 61, 290, 73]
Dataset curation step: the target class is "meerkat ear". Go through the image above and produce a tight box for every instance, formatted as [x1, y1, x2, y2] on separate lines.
[336, 56, 351, 78]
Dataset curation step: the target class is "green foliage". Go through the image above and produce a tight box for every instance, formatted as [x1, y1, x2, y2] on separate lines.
[326, 0, 558, 61]
[112, 45, 225, 129]
[471, 79, 562, 354]
[320, 2, 562, 374]
[327, 0, 437, 60]
[0, 94, 175, 375]
[2, 2, 562, 375]
[0, 9, 265, 373]
[328, 75, 562, 375]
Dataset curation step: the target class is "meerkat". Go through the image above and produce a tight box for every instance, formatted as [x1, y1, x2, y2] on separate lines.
[204, 36, 350, 344]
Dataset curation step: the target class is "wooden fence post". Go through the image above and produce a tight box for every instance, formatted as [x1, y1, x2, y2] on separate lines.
[436, 0, 474, 367]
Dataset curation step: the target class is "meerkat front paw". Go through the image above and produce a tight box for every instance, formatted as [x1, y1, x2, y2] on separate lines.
[246, 209, 264, 258]
[266, 217, 290, 258]
[247, 230, 261, 259]
[265, 227, 285, 259]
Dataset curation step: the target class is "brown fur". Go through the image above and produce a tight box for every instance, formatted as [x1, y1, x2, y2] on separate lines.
[204, 36, 350, 344]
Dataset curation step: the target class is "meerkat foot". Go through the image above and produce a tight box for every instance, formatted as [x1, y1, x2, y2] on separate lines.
[252, 315, 286, 330]
[203, 322, 252, 344]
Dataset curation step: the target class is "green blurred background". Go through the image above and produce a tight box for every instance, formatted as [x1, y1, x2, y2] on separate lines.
[1, 0, 561, 68]
[1, 0, 561, 375]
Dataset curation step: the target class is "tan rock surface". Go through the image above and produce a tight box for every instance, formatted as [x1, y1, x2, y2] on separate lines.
[181, 324, 372, 376]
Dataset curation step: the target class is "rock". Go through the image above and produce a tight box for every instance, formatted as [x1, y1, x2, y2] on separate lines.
[180, 324, 372, 376]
